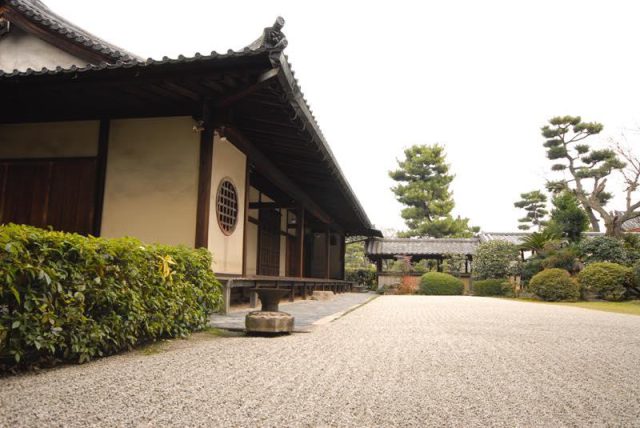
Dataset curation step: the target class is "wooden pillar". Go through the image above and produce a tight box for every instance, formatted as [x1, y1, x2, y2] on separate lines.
[195, 105, 214, 248]
[296, 206, 305, 277]
[436, 258, 442, 272]
[376, 258, 383, 273]
[242, 159, 251, 275]
[93, 118, 110, 236]
[325, 225, 331, 279]
[340, 234, 346, 280]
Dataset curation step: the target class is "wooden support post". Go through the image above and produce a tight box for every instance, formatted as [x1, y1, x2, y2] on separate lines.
[376, 259, 383, 273]
[289, 282, 295, 302]
[296, 206, 305, 278]
[325, 225, 331, 279]
[195, 104, 214, 248]
[340, 234, 346, 280]
[242, 158, 251, 275]
[93, 118, 110, 236]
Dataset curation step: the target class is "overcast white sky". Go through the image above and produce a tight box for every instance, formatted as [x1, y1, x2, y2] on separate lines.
[49, 0, 640, 233]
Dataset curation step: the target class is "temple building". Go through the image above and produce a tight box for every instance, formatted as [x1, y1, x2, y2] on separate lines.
[0, 0, 380, 309]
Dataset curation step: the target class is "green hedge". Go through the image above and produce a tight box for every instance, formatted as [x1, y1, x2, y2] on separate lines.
[528, 268, 579, 301]
[345, 269, 377, 288]
[577, 262, 632, 301]
[0, 224, 222, 368]
[473, 279, 511, 297]
[419, 272, 464, 295]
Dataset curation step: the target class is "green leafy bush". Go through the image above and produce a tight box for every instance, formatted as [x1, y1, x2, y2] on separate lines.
[473, 279, 512, 296]
[528, 268, 579, 301]
[345, 268, 376, 288]
[0, 224, 222, 369]
[578, 236, 629, 265]
[521, 257, 544, 285]
[577, 262, 632, 301]
[633, 260, 640, 287]
[541, 247, 581, 274]
[473, 241, 522, 280]
[419, 272, 464, 295]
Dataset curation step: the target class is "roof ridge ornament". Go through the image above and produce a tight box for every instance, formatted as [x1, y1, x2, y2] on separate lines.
[247, 16, 288, 51]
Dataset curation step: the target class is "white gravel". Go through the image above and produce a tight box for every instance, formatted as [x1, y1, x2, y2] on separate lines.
[1, 296, 640, 427]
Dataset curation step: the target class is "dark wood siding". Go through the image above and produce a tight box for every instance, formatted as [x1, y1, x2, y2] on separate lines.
[0, 158, 97, 235]
[257, 208, 281, 276]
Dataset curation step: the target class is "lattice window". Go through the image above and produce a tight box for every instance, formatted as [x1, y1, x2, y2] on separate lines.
[216, 179, 239, 235]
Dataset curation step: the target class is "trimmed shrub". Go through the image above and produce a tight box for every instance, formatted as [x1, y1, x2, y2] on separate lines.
[473, 279, 511, 297]
[577, 262, 633, 301]
[419, 272, 464, 295]
[633, 260, 640, 288]
[528, 268, 579, 301]
[0, 224, 222, 369]
[473, 241, 522, 280]
[578, 236, 629, 265]
[345, 269, 376, 288]
[541, 247, 581, 274]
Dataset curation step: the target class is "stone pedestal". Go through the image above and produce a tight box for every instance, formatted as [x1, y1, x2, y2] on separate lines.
[245, 288, 295, 334]
[245, 311, 294, 334]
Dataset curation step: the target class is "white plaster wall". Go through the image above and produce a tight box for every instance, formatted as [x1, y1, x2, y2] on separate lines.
[0, 26, 89, 72]
[0, 121, 98, 158]
[101, 117, 199, 247]
[208, 136, 246, 274]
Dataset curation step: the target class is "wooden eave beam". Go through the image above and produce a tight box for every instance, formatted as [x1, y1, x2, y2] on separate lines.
[249, 202, 294, 210]
[219, 126, 333, 225]
[216, 68, 279, 109]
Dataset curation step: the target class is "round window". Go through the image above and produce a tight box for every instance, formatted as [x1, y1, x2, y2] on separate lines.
[216, 178, 239, 235]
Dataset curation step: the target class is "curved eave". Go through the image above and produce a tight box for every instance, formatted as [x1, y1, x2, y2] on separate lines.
[271, 52, 374, 232]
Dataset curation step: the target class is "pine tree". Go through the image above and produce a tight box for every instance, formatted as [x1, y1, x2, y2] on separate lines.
[514, 190, 548, 230]
[389, 144, 476, 238]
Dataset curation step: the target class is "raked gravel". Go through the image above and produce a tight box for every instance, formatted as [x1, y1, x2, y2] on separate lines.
[1, 296, 640, 427]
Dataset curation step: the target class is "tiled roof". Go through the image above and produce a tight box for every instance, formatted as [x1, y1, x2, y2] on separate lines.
[5, 0, 140, 63]
[0, 47, 269, 78]
[0, 14, 377, 235]
[365, 231, 638, 257]
[366, 238, 480, 256]
[623, 217, 640, 230]
[478, 232, 531, 245]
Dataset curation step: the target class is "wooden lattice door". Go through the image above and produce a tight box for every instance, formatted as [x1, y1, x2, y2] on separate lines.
[257, 208, 281, 276]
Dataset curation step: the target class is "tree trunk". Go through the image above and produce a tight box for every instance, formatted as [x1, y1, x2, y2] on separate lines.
[585, 206, 600, 232]
[605, 214, 624, 237]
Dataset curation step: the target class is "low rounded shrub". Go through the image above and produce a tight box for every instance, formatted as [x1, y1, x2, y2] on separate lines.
[528, 268, 579, 301]
[419, 272, 464, 295]
[473, 279, 511, 297]
[0, 224, 222, 369]
[577, 262, 632, 301]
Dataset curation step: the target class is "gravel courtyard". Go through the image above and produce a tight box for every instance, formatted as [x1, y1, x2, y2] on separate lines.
[1, 296, 640, 427]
